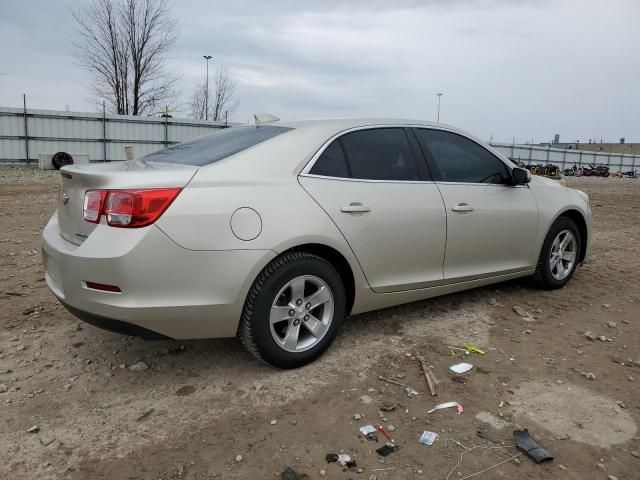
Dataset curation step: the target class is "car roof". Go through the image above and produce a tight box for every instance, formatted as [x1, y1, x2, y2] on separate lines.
[196, 117, 514, 177]
[264, 118, 485, 154]
[275, 117, 461, 135]
[272, 117, 495, 160]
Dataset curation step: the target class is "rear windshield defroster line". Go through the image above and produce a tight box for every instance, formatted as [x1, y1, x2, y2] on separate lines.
[141, 126, 293, 166]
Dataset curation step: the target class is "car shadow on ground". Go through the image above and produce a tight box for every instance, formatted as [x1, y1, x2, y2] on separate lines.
[68, 278, 531, 379]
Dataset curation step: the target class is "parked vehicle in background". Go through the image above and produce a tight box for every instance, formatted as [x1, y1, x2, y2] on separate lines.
[526, 163, 560, 177]
[42, 118, 592, 368]
[565, 164, 610, 177]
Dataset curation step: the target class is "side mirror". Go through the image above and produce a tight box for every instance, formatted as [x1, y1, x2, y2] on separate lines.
[511, 167, 531, 185]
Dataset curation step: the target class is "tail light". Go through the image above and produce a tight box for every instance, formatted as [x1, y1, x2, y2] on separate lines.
[83, 190, 106, 223]
[82, 188, 182, 227]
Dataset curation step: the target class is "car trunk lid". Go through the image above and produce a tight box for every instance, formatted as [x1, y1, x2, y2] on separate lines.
[57, 160, 198, 245]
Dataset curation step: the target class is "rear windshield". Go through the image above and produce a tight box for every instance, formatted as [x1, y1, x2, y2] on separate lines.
[141, 125, 292, 166]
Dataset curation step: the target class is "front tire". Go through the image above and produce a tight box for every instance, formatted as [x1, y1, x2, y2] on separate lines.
[239, 252, 346, 369]
[533, 217, 581, 289]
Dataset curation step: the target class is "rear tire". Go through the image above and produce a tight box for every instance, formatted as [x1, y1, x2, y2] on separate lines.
[532, 217, 581, 289]
[239, 252, 345, 369]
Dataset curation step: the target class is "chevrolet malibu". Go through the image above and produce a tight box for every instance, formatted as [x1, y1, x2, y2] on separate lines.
[42, 118, 591, 368]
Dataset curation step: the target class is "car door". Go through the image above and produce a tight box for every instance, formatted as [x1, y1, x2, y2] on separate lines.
[299, 127, 447, 293]
[412, 128, 539, 281]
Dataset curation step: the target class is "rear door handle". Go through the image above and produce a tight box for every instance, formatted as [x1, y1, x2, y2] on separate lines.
[341, 203, 371, 213]
[451, 203, 474, 212]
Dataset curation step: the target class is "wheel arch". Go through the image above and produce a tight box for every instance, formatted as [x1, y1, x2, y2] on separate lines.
[276, 243, 356, 316]
[555, 209, 588, 263]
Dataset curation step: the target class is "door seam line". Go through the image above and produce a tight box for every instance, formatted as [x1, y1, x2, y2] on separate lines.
[434, 182, 448, 278]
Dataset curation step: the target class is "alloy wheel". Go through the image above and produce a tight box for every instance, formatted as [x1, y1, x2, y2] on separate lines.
[549, 229, 577, 280]
[269, 275, 334, 353]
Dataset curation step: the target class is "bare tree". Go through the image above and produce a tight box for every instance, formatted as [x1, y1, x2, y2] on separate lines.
[72, 0, 178, 115]
[211, 65, 239, 122]
[191, 82, 207, 121]
[191, 65, 239, 121]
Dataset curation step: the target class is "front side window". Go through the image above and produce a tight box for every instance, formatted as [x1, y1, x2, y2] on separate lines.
[310, 128, 420, 181]
[414, 129, 509, 184]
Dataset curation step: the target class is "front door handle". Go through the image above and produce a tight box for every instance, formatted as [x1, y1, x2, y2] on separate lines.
[341, 202, 371, 213]
[451, 203, 474, 212]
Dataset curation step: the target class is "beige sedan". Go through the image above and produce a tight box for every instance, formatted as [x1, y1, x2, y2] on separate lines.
[42, 118, 591, 368]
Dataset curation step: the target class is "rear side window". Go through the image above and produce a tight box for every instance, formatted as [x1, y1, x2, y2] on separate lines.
[310, 140, 350, 177]
[310, 128, 420, 181]
[414, 129, 509, 184]
[342, 128, 419, 181]
[141, 126, 292, 166]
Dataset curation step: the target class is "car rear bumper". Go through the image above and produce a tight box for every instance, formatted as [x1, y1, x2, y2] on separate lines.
[42, 212, 276, 339]
[60, 302, 171, 339]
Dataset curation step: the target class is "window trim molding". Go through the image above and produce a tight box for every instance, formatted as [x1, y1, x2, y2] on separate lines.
[301, 172, 436, 185]
[434, 181, 527, 188]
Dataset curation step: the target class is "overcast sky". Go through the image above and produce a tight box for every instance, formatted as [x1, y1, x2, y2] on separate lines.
[1, 0, 638, 143]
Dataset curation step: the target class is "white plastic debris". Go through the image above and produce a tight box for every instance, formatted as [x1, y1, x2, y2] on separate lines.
[359, 425, 377, 437]
[419, 430, 438, 445]
[404, 387, 419, 398]
[428, 401, 464, 414]
[337, 454, 352, 466]
[449, 362, 474, 374]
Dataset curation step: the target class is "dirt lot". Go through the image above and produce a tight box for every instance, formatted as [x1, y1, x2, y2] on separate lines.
[1, 167, 639, 480]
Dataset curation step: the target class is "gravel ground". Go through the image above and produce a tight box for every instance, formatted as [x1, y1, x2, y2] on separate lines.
[1, 167, 639, 480]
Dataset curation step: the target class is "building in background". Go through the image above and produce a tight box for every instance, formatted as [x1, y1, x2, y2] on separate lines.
[539, 137, 640, 155]
[563, 141, 640, 155]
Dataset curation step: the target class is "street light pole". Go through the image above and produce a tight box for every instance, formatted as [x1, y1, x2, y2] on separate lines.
[436, 93, 443, 122]
[203, 55, 213, 120]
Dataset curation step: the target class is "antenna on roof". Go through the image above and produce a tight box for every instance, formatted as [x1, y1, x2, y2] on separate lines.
[254, 113, 280, 125]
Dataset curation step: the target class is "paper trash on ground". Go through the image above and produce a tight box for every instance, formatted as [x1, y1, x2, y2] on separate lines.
[449, 362, 474, 374]
[419, 430, 438, 445]
[428, 401, 464, 414]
